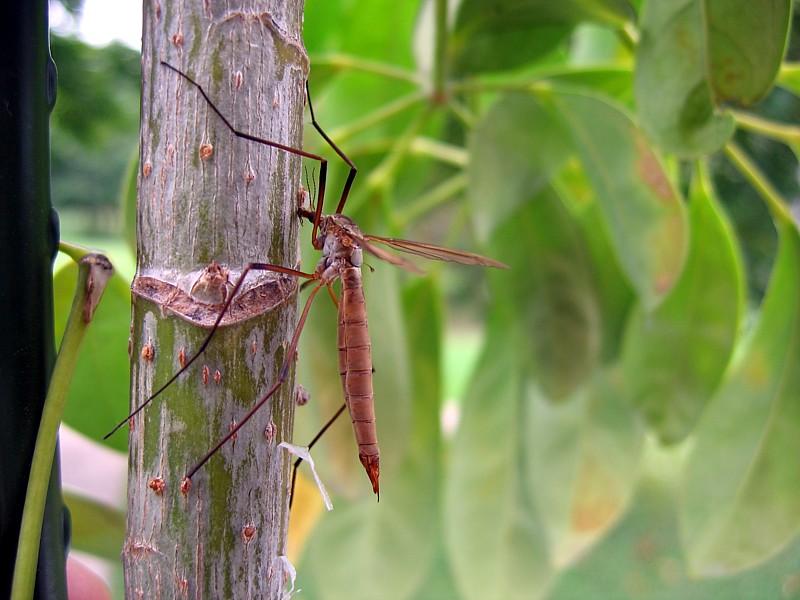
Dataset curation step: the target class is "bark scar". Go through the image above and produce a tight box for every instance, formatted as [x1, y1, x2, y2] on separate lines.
[132, 273, 297, 328]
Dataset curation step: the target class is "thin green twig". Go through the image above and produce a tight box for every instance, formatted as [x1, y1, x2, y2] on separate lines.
[312, 54, 421, 85]
[58, 240, 95, 262]
[11, 254, 114, 600]
[321, 91, 426, 146]
[432, 0, 449, 99]
[395, 172, 468, 228]
[365, 106, 436, 194]
[724, 141, 793, 225]
[732, 110, 800, 144]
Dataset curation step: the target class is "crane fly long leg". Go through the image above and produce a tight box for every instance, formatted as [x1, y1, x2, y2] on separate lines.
[104, 262, 314, 439]
[161, 61, 334, 246]
[185, 279, 327, 482]
[289, 402, 347, 508]
[305, 81, 358, 228]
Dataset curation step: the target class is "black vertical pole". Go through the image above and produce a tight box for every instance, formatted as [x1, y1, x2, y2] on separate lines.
[0, 0, 67, 598]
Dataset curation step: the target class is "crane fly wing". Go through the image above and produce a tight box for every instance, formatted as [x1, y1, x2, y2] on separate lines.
[363, 235, 509, 269]
[359, 238, 425, 274]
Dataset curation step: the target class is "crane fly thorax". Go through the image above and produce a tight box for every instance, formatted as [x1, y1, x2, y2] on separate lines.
[314, 214, 364, 279]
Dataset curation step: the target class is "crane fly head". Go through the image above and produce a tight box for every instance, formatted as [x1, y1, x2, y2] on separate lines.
[325, 214, 364, 246]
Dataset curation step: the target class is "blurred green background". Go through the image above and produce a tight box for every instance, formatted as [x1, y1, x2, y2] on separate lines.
[50, 0, 800, 598]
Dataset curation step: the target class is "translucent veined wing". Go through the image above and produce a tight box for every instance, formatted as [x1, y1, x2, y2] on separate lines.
[359, 238, 425, 274]
[363, 235, 509, 269]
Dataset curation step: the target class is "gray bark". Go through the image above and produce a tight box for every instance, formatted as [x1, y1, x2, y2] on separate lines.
[124, 1, 307, 597]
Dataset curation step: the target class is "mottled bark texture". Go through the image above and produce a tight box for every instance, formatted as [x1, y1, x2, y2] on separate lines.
[125, 1, 307, 597]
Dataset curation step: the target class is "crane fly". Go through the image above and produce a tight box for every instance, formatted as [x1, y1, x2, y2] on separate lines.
[107, 61, 507, 501]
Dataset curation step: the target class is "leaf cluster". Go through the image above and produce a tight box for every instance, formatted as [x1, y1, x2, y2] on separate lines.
[287, 1, 800, 598]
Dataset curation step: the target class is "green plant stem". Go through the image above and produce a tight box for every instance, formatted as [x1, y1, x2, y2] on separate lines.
[323, 91, 425, 145]
[365, 106, 435, 193]
[313, 53, 420, 84]
[732, 110, 800, 144]
[58, 240, 94, 263]
[11, 254, 113, 600]
[432, 0, 448, 99]
[395, 172, 468, 228]
[724, 141, 793, 225]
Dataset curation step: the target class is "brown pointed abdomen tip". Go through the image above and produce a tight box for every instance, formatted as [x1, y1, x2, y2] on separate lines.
[360, 454, 380, 497]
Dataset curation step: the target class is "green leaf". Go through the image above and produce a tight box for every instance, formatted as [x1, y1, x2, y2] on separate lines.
[444, 327, 554, 600]
[524, 368, 644, 567]
[549, 92, 688, 310]
[297, 278, 442, 599]
[680, 219, 800, 575]
[551, 470, 800, 598]
[468, 93, 572, 242]
[620, 169, 744, 443]
[63, 491, 125, 561]
[573, 201, 635, 363]
[487, 187, 601, 400]
[704, 0, 791, 105]
[452, 0, 635, 75]
[54, 260, 132, 452]
[305, 0, 418, 66]
[635, 0, 736, 157]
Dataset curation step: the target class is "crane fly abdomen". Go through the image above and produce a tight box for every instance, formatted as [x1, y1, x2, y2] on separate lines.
[338, 265, 379, 495]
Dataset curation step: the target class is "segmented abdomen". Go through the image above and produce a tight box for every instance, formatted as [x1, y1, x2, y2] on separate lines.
[337, 266, 379, 494]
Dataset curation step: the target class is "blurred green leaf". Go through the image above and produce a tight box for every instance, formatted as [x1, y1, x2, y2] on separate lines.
[704, 0, 791, 105]
[635, 0, 736, 157]
[545, 66, 635, 107]
[573, 201, 636, 363]
[64, 491, 125, 561]
[525, 368, 644, 567]
[551, 469, 800, 599]
[620, 169, 744, 443]
[54, 260, 131, 453]
[488, 187, 601, 400]
[444, 325, 554, 600]
[549, 92, 689, 310]
[468, 93, 572, 242]
[305, 0, 418, 66]
[452, 0, 635, 75]
[680, 219, 800, 575]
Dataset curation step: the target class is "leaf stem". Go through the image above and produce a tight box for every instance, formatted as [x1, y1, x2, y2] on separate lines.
[395, 172, 468, 228]
[724, 141, 793, 225]
[11, 254, 114, 600]
[320, 91, 426, 146]
[58, 240, 94, 262]
[365, 107, 435, 194]
[312, 54, 421, 85]
[732, 110, 800, 144]
[432, 0, 448, 99]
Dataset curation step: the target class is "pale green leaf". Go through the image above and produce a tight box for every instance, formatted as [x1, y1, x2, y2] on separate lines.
[620, 169, 744, 443]
[549, 91, 688, 309]
[468, 93, 572, 242]
[681, 219, 800, 575]
[444, 327, 555, 600]
[635, 0, 736, 156]
[704, 0, 791, 105]
[524, 368, 644, 567]
[452, 0, 635, 75]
